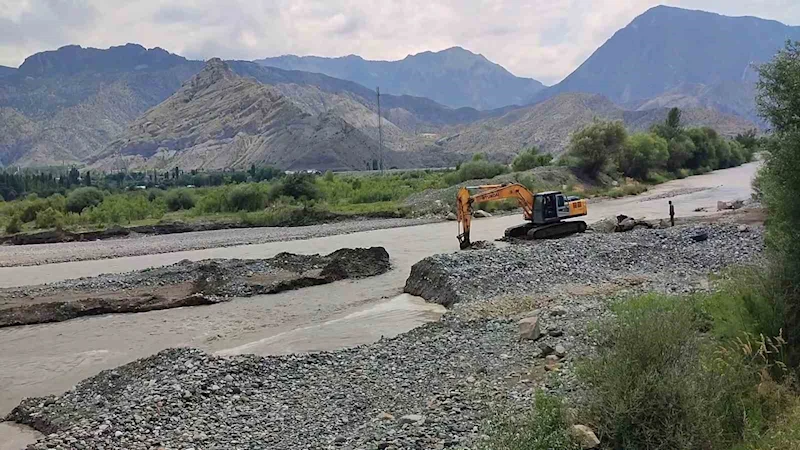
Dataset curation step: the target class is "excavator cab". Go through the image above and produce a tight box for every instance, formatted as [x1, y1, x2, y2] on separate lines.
[534, 192, 578, 223]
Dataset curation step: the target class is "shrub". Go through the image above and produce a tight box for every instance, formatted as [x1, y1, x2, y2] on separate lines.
[512, 147, 553, 172]
[5, 215, 21, 234]
[147, 189, 164, 202]
[618, 133, 669, 180]
[667, 135, 696, 172]
[579, 294, 787, 450]
[164, 189, 196, 211]
[35, 207, 64, 229]
[567, 120, 627, 178]
[271, 173, 320, 201]
[227, 184, 269, 211]
[443, 160, 509, 185]
[482, 391, 579, 450]
[66, 187, 104, 214]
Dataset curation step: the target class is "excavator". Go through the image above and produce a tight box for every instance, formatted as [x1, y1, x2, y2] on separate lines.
[456, 183, 588, 249]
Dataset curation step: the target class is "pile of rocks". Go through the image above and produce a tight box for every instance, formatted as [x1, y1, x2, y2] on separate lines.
[11, 318, 555, 450]
[406, 223, 763, 307]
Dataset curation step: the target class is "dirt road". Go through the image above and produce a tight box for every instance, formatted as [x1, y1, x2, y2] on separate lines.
[0, 163, 758, 434]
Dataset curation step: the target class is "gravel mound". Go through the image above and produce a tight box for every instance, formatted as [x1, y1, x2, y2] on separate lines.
[0, 247, 390, 327]
[405, 223, 763, 306]
[10, 319, 546, 450]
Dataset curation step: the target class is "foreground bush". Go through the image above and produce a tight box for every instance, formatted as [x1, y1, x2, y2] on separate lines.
[66, 187, 104, 213]
[35, 207, 64, 229]
[271, 173, 320, 201]
[482, 391, 579, 450]
[226, 183, 269, 211]
[5, 215, 21, 234]
[579, 294, 788, 450]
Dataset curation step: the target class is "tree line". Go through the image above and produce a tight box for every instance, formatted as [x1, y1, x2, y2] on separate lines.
[565, 107, 759, 181]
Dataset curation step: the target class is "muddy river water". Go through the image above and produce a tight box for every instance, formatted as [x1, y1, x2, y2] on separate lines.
[0, 163, 759, 447]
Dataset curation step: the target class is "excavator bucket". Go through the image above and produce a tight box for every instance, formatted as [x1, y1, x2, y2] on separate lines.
[457, 231, 471, 249]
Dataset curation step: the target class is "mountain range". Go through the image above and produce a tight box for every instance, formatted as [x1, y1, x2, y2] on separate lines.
[256, 47, 544, 110]
[532, 5, 800, 123]
[0, 5, 787, 171]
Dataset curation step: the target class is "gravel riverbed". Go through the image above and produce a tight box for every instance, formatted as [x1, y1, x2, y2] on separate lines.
[7, 223, 765, 449]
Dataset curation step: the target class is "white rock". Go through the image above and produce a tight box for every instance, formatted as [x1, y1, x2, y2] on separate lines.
[399, 414, 425, 425]
[555, 345, 567, 358]
[570, 425, 600, 449]
[446, 212, 458, 221]
[473, 209, 492, 218]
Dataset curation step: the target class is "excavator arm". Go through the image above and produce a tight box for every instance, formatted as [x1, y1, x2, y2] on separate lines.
[456, 183, 535, 249]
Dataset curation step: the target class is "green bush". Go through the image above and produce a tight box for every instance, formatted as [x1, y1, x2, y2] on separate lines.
[271, 173, 320, 201]
[667, 134, 696, 172]
[512, 147, 553, 172]
[567, 120, 627, 178]
[227, 184, 269, 211]
[443, 160, 509, 185]
[579, 294, 787, 450]
[482, 391, 579, 450]
[66, 187, 104, 213]
[164, 189, 196, 212]
[5, 215, 21, 234]
[618, 133, 669, 180]
[35, 207, 64, 229]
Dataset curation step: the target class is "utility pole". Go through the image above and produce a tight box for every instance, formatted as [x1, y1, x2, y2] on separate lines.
[376, 86, 384, 173]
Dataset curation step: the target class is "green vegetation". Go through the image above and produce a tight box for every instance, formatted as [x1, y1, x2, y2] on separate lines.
[566, 120, 627, 178]
[756, 40, 800, 364]
[164, 189, 196, 212]
[444, 153, 509, 185]
[579, 293, 790, 450]
[482, 391, 580, 450]
[512, 147, 553, 172]
[66, 187, 104, 213]
[564, 107, 757, 182]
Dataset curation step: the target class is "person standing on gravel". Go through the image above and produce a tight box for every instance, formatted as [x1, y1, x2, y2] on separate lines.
[669, 201, 675, 226]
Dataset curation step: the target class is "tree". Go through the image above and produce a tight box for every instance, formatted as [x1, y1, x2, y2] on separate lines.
[652, 107, 683, 141]
[618, 133, 669, 180]
[512, 147, 553, 172]
[756, 40, 800, 359]
[66, 187, 104, 213]
[666, 107, 682, 130]
[68, 167, 80, 186]
[567, 120, 627, 178]
[84, 171, 92, 186]
[666, 134, 696, 172]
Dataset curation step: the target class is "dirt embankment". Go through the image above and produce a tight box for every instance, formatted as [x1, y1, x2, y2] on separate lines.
[0, 247, 390, 328]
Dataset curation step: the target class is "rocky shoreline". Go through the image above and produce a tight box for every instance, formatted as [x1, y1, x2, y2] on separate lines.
[0, 247, 390, 327]
[4, 223, 765, 449]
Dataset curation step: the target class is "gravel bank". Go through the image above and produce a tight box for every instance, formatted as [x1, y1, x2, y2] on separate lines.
[405, 223, 763, 308]
[7, 223, 765, 450]
[0, 247, 390, 327]
[0, 217, 436, 268]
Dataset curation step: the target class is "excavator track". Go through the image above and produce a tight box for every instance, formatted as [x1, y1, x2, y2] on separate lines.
[504, 220, 587, 241]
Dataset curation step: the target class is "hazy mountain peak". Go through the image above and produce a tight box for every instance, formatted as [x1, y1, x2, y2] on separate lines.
[256, 46, 543, 109]
[17, 43, 188, 77]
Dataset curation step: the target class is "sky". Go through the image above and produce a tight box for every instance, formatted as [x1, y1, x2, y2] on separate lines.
[0, 0, 799, 85]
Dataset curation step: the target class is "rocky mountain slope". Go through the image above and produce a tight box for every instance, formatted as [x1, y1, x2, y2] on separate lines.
[0, 66, 14, 78]
[0, 44, 202, 167]
[437, 93, 755, 157]
[90, 59, 450, 171]
[0, 45, 504, 168]
[257, 47, 544, 110]
[533, 6, 800, 123]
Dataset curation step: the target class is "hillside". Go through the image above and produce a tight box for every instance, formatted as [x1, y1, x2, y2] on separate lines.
[437, 93, 755, 158]
[0, 66, 14, 78]
[533, 6, 800, 122]
[0, 45, 508, 168]
[0, 44, 202, 167]
[257, 47, 544, 110]
[90, 59, 449, 171]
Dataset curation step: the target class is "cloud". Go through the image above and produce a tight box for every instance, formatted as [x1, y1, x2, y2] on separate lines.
[0, 0, 798, 83]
